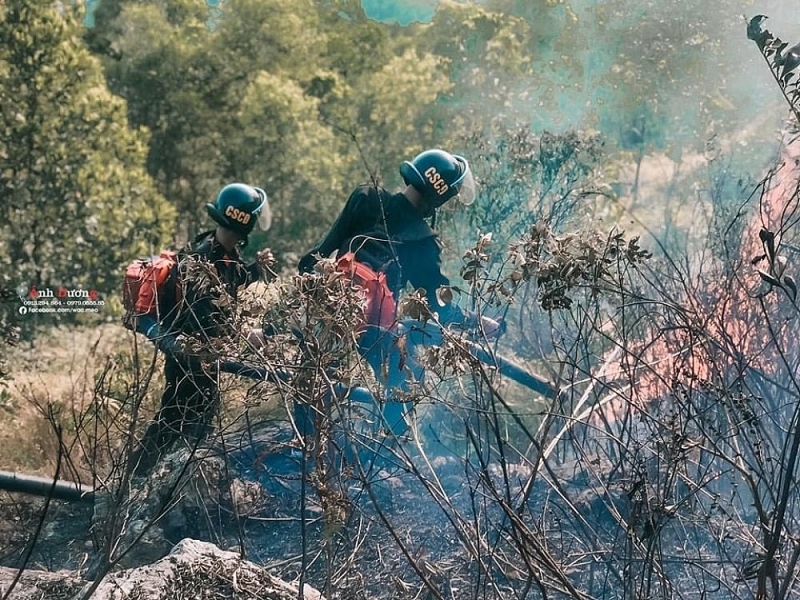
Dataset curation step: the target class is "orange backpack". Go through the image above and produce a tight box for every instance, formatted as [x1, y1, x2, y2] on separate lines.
[336, 252, 396, 330]
[121, 250, 182, 329]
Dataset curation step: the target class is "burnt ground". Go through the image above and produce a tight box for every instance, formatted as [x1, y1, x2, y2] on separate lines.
[0, 417, 537, 600]
[0, 413, 744, 600]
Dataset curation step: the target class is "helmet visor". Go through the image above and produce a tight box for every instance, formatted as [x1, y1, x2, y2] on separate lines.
[454, 165, 476, 206]
[254, 188, 272, 232]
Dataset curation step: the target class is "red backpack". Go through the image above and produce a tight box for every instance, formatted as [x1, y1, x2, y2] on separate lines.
[336, 251, 396, 330]
[121, 250, 182, 329]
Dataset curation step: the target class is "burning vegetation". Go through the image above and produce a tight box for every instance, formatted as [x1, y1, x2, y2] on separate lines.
[4, 11, 800, 600]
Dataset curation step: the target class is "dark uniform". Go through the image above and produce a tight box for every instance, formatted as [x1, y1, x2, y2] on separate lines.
[299, 184, 466, 325]
[133, 231, 261, 474]
[299, 184, 471, 435]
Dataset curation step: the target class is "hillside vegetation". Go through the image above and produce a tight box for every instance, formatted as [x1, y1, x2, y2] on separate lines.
[2, 1, 800, 599]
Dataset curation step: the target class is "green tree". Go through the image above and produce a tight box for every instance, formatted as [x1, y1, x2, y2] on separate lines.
[201, 0, 348, 252]
[87, 0, 459, 256]
[205, 0, 456, 236]
[0, 0, 175, 301]
[224, 70, 346, 252]
[89, 0, 348, 250]
[426, 0, 534, 82]
[392, 1, 544, 160]
[87, 0, 213, 240]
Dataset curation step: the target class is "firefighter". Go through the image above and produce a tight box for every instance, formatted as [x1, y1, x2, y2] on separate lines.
[131, 183, 275, 476]
[298, 149, 501, 435]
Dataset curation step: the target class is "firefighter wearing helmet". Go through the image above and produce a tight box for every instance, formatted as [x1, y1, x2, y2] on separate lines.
[298, 149, 501, 437]
[206, 183, 273, 241]
[131, 182, 276, 476]
[399, 148, 477, 216]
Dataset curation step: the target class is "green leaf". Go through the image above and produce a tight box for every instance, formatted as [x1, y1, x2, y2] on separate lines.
[0, 0, 175, 299]
[747, 15, 771, 49]
[759, 228, 776, 261]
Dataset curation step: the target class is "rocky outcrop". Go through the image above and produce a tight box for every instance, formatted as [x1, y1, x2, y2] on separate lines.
[0, 538, 324, 600]
[0, 565, 84, 600]
[84, 538, 324, 599]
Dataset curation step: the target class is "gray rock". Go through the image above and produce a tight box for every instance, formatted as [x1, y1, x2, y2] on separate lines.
[0, 565, 83, 600]
[81, 538, 325, 599]
[1, 539, 325, 600]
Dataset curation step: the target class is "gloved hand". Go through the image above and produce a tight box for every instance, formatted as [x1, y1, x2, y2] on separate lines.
[478, 315, 505, 339]
[256, 248, 277, 279]
[297, 252, 317, 275]
[157, 334, 203, 370]
[155, 333, 179, 357]
[138, 316, 205, 369]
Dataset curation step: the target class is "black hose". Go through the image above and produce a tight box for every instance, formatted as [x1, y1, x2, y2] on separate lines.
[218, 361, 289, 383]
[0, 470, 94, 503]
[219, 321, 558, 400]
[463, 339, 559, 399]
[397, 319, 559, 399]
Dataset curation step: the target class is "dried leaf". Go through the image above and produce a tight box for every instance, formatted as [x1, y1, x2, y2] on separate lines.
[759, 228, 776, 261]
[436, 286, 454, 305]
[784, 275, 797, 301]
[746, 15, 770, 48]
[758, 269, 781, 287]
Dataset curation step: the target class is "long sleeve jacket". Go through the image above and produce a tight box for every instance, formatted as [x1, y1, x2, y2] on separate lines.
[137, 231, 261, 345]
[174, 231, 260, 339]
[299, 185, 466, 325]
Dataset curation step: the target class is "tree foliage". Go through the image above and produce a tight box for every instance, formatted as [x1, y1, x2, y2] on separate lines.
[0, 0, 174, 303]
[86, 0, 469, 255]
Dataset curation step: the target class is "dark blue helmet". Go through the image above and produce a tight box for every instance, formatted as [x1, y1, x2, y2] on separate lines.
[399, 149, 476, 210]
[206, 183, 271, 237]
